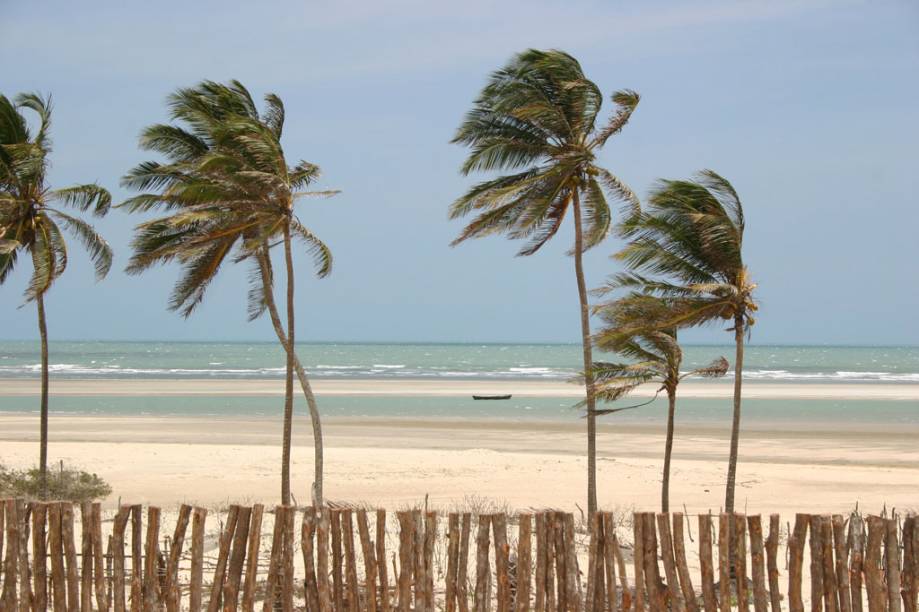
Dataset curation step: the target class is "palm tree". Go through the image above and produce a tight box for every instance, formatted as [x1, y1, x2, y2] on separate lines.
[120, 81, 337, 506]
[614, 170, 757, 513]
[0, 93, 113, 499]
[590, 293, 728, 512]
[450, 49, 640, 514]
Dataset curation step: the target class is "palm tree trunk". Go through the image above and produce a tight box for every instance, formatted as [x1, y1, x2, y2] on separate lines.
[258, 251, 325, 507]
[37, 293, 50, 500]
[724, 316, 745, 514]
[662, 386, 676, 513]
[281, 225, 295, 506]
[571, 190, 598, 516]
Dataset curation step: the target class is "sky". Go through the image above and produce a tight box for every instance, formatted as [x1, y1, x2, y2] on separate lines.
[1, 0, 917, 345]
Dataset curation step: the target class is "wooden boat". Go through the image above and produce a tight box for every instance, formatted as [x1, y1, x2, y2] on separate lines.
[472, 394, 512, 400]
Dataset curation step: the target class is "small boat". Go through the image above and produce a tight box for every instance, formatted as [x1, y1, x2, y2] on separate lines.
[472, 394, 512, 400]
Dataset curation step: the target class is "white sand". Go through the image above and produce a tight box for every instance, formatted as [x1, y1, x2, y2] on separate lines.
[1, 413, 916, 515]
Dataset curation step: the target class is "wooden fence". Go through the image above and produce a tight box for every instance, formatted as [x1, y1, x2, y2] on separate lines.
[0, 498, 917, 611]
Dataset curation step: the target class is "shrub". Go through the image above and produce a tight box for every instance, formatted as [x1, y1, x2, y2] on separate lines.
[0, 463, 112, 502]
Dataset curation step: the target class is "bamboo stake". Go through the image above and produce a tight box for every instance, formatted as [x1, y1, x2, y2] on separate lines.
[474, 515, 491, 612]
[424, 512, 437, 612]
[735, 513, 749, 612]
[189, 508, 207, 612]
[396, 511, 414, 612]
[112, 506, 130, 612]
[357, 510, 378, 612]
[458, 513, 472, 612]
[748, 515, 768, 612]
[517, 514, 532, 612]
[848, 514, 865, 612]
[241, 504, 264, 612]
[789, 514, 809, 612]
[447, 514, 460, 612]
[766, 515, 781, 612]
[48, 502, 66, 612]
[208, 505, 239, 612]
[885, 518, 901, 612]
[130, 505, 142, 612]
[673, 513, 698, 612]
[31, 502, 48, 612]
[376, 509, 390, 612]
[864, 516, 886, 612]
[91, 503, 109, 612]
[493, 513, 511, 612]
[332, 509, 344, 612]
[62, 502, 79, 612]
[658, 512, 685, 612]
[633, 512, 646, 612]
[718, 514, 731, 612]
[699, 514, 717, 612]
[317, 507, 333, 612]
[342, 510, 360, 612]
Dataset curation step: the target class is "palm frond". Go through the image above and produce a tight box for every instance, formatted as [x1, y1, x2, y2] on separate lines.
[49, 210, 113, 279]
[50, 184, 112, 216]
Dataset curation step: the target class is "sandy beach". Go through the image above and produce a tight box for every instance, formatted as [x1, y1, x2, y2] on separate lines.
[2, 411, 917, 515]
[3, 377, 919, 400]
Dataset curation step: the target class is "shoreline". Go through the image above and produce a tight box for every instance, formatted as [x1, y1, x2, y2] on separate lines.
[2, 377, 918, 399]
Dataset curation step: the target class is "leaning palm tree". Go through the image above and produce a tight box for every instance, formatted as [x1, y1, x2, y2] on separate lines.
[590, 293, 727, 512]
[0, 93, 112, 498]
[120, 81, 337, 506]
[614, 170, 757, 513]
[450, 49, 640, 514]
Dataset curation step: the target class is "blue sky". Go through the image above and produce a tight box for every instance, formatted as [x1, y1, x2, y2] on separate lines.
[2, 0, 917, 344]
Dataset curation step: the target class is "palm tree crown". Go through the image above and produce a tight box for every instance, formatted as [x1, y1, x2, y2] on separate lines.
[450, 49, 640, 254]
[120, 81, 334, 316]
[0, 93, 112, 295]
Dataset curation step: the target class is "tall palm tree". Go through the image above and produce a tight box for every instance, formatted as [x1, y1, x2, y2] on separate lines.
[450, 49, 640, 514]
[120, 81, 337, 506]
[614, 170, 756, 513]
[0, 93, 113, 498]
[590, 293, 728, 512]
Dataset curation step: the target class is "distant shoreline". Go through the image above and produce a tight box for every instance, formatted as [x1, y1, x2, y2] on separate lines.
[1, 377, 917, 400]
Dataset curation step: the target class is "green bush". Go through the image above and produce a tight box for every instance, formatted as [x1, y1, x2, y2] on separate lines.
[0, 463, 112, 502]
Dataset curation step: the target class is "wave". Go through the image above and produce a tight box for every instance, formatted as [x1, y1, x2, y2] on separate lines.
[1, 364, 918, 382]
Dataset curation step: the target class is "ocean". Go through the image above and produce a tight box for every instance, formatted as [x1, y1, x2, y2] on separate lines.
[1, 341, 917, 423]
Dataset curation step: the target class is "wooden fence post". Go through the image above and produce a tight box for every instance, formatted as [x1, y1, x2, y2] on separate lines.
[535, 513, 547, 612]
[62, 502, 80, 611]
[458, 513, 472, 612]
[748, 515, 768, 612]
[91, 502, 108, 612]
[225, 505, 251, 611]
[31, 502, 48, 612]
[658, 512, 685, 612]
[810, 514, 826, 612]
[163, 503, 191, 612]
[848, 514, 866, 612]
[632, 512, 646, 612]
[302, 509, 321, 612]
[788, 514, 809, 612]
[673, 513, 698, 612]
[599, 514, 619, 612]
[831, 516, 852, 612]
[2, 499, 20, 611]
[48, 502, 66, 612]
[641, 513, 664, 612]
[766, 515, 781, 612]
[563, 513, 580, 612]
[718, 513, 731, 612]
[376, 509, 390, 612]
[734, 513, 749, 612]
[864, 516, 886, 612]
[699, 514, 717, 612]
[903, 515, 917, 612]
[260, 506, 286, 612]
[474, 514, 491, 612]
[188, 507, 207, 612]
[447, 514, 460, 612]
[112, 506, 130, 612]
[81, 501, 93, 612]
[342, 510, 360, 612]
[331, 509, 344, 612]
[586, 513, 600, 612]
[282, 506, 295, 612]
[493, 513, 511, 612]
[143, 506, 161, 610]
[886, 518, 902, 612]
[424, 512, 437, 612]
[517, 513, 532, 612]
[317, 507, 333, 612]
[241, 504, 264, 612]
[820, 516, 840, 612]
[208, 505, 239, 612]
[129, 505, 142, 612]
[413, 510, 425, 611]
[357, 509, 379, 612]
[397, 511, 414, 612]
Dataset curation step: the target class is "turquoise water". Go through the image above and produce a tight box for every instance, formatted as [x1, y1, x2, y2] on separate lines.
[0, 394, 917, 425]
[1, 341, 918, 382]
